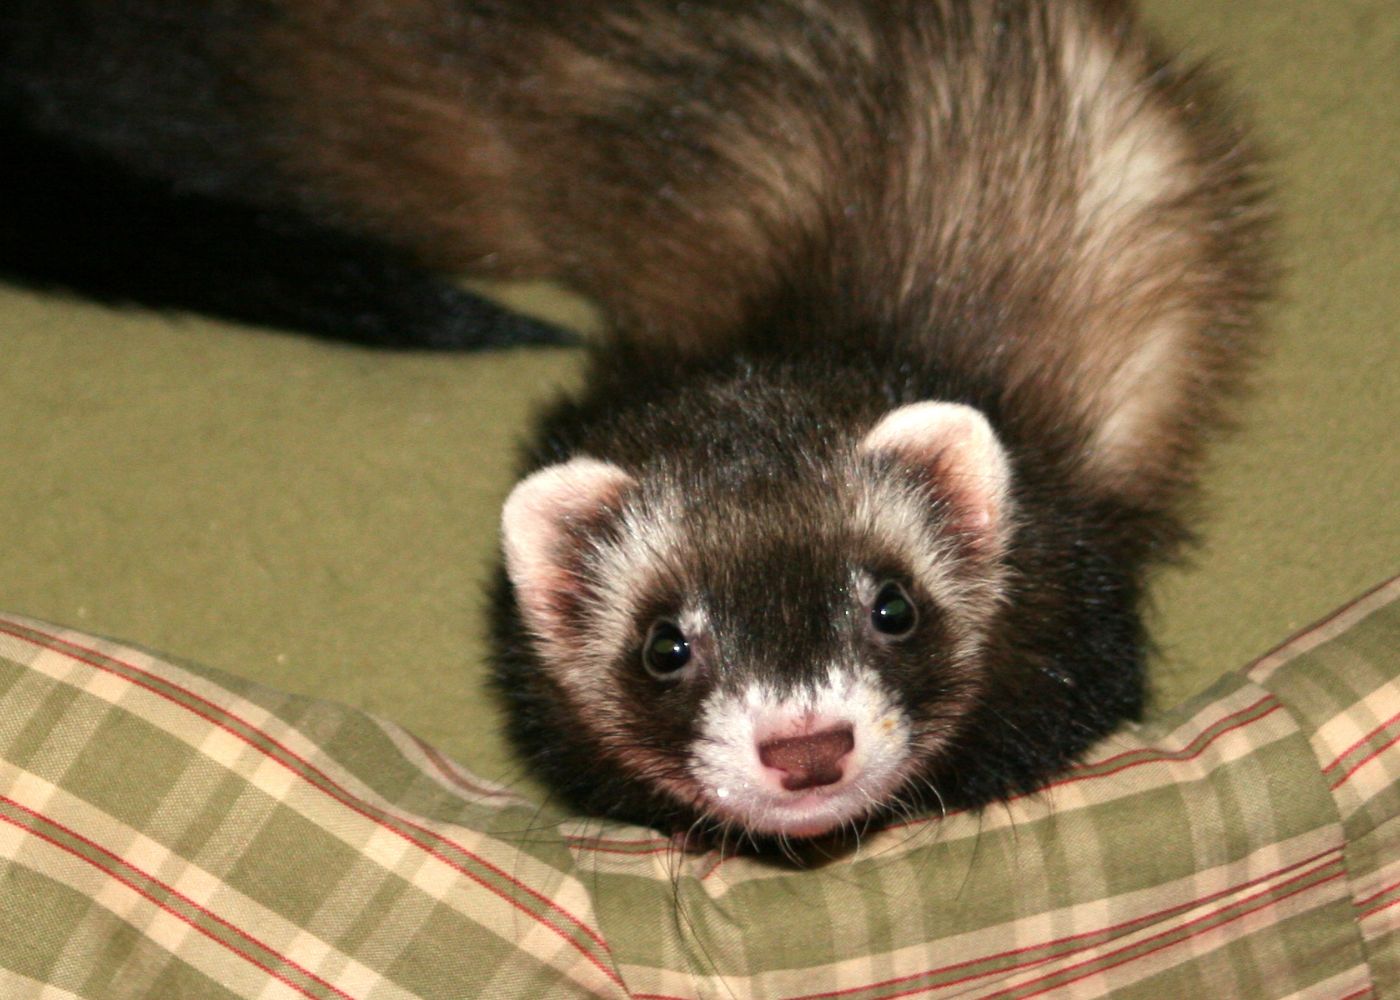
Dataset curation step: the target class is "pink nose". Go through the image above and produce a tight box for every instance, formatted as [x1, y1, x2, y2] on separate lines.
[758, 725, 855, 791]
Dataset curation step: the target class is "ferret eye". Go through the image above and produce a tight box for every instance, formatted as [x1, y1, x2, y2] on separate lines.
[642, 621, 692, 679]
[871, 581, 918, 638]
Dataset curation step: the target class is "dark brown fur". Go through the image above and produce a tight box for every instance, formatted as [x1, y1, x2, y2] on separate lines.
[0, 1, 1273, 838]
[243, 1, 1272, 514]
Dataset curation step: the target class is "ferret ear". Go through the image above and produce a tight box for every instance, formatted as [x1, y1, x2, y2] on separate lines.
[860, 402, 1012, 556]
[501, 457, 635, 639]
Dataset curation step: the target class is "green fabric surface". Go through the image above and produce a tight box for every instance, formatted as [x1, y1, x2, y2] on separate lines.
[1, 579, 1398, 997]
[0, 0, 1397, 796]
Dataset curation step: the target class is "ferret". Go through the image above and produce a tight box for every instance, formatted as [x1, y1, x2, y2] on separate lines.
[0, 1, 1272, 843]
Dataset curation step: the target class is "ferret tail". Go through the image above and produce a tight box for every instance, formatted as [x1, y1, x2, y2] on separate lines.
[0, 108, 575, 351]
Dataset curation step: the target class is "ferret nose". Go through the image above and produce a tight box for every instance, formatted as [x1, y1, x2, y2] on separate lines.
[758, 724, 855, 791]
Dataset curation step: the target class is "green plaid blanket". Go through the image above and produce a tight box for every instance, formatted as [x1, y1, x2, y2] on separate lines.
[2, 577, 1398, 999]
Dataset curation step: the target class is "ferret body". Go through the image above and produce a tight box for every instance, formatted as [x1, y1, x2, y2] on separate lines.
[0, 1, 1271, 840]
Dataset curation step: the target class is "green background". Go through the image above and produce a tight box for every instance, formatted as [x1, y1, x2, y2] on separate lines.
[0, 0, 1396, 791]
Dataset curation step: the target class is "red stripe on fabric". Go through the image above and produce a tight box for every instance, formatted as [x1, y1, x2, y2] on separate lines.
[788, 848, 1343, 1000]
[1358, 894, 1400, 923]
[1330, 729, 1400, 791]
[408, 732, 517, 800]
[1338, 987, 1375, 1000]
[0, 620, 622, 988]
[1065, 697, 1277, 774]
[1324, 711, 1400, 775]
[1353, 876, 1400, 911]
[1, 800, 353, 1000]
[1035, 704, 1285, 794]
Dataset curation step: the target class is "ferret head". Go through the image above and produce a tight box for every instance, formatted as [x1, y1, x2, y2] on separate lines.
[499, 401, 1015, 840]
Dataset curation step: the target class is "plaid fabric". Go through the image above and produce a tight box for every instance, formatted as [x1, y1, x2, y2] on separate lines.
[2, 577, 1397, 999]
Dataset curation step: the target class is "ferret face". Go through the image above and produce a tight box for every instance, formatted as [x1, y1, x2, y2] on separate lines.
[660, 563, 977, 839]
[501, 402, 1014, 838]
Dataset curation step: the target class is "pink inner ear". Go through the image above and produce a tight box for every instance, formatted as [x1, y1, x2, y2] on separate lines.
[860, 402, 1012, 551]
[501, 457, 635, 639]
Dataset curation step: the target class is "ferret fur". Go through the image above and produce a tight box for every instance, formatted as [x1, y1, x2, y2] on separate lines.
[0, 0, 1272, 840]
